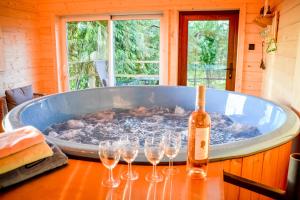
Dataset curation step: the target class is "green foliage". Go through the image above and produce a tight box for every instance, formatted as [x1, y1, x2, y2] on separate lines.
[67, 21, 108, 90]
[187, 21, 229, 89]
[67, 20, 160, 89]
[113, 20, 160, 85]
[67, 19, 229, 90]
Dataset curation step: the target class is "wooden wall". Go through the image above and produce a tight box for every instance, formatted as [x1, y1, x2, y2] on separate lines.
[0, 1, 268, 96]
[34, 0, 265, 95]
[242, 1, 265, 96]
[262, 0, 300, 111]
[0, 0, 39, 96]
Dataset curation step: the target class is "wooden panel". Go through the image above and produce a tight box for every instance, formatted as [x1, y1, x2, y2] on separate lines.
[242, 80, 262, 91]
[224, 158, 243, 200]
[243, 62, 262, 73]
[259, 147, 280, 200]
[0, 0, 39, 95]
[243, 71, 263, 82]
[239, 152, 264, 200]
[222, 142, 292, 200]
[275, 142, 292, 189]
[249, 153, 264, 200]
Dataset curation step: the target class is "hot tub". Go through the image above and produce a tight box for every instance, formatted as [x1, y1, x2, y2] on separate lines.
[3, 86, 300, 163]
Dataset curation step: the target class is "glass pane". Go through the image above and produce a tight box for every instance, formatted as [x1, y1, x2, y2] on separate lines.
[67, 21, 108, 91]
[187, 20, 229, 89]
[113, 19, 160, 86]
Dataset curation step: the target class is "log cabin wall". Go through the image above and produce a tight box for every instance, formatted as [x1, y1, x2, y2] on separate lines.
[35, 0, 265, 95]
[0, 0, 39, 96]
[263, 0, 300, 111]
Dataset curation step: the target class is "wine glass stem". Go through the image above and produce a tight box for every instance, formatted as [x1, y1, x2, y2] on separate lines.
[153, 164, 157, 178]
[109, 168, 113, 182]
[169, 158, 173, 171]
[128, 162, 132, 178]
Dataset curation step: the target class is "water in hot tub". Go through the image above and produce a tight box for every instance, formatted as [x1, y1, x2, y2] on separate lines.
[44, 106, 262, 146]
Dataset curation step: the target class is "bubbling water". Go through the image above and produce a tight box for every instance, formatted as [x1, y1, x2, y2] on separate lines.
[44, 106, 262, 146]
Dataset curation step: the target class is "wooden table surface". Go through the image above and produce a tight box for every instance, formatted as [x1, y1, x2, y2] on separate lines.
[1, 159, 224, 200]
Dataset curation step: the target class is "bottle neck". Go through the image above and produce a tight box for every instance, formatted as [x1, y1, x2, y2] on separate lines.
[196, 104, 205, 112]
[196, 85, 206, 112]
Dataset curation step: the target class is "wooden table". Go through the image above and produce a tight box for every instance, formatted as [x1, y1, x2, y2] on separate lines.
[1, 159, 224, 200]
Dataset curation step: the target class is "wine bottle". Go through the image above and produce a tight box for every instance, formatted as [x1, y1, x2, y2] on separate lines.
[186, 85, 211, 179]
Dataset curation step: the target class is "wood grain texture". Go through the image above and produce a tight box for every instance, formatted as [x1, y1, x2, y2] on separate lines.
[0, 0, 39, 96]
[0, 142, 292, 200]
[1, 160, 225, 200]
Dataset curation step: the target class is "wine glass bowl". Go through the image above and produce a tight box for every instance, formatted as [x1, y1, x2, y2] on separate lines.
[144, 136, 165, 182]
[121, 147, 138, 163]
[119, 135, 139, 180]
[145, 147, 164, 165]
[98, 140, 121, 188]
[163, 131, 181, 175]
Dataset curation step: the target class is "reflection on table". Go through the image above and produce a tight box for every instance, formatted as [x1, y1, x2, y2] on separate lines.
[1, 159, 224, 200]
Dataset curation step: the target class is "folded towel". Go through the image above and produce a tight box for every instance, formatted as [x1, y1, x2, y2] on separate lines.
[0, 142, 53, 174]
[0, 141, 68, 189]
[0, 126, 45, 158]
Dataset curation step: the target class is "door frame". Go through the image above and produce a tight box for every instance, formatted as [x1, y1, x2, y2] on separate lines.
[177, 10, 239, 90]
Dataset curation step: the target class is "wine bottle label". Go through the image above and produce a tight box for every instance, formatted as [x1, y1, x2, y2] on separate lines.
[195, 128, 209, 160]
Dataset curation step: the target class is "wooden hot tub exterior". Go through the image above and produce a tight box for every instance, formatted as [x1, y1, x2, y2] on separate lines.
[221, 141, 292, 200]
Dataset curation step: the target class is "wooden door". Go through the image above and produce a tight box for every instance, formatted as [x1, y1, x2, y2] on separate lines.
[178, 11, 239, 91]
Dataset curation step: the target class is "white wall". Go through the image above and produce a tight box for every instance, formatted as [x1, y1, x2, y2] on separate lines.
[262, 0, 300, 111]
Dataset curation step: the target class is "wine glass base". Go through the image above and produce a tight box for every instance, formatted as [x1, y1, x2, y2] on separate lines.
[162, 167, 179, 175]
[101, 178, 120, 188]
[145, 172, 164, 182]
[121, 171, 139, 181]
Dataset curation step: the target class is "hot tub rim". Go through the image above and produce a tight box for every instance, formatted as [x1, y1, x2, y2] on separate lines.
[3, 86, 300, 162]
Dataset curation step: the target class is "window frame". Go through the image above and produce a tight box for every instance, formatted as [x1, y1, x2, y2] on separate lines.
[57, 14, 163, 92]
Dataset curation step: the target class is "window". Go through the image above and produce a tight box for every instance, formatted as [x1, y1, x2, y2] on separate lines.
[66, 20, 108, 90]
[61, 15, 161, 91]
[113, 19, 160, 86]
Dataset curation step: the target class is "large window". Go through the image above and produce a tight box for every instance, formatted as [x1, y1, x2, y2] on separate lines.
[63, 16, 161, 91]
[113, 20, 160, 86]
[66, 21, 108, 90]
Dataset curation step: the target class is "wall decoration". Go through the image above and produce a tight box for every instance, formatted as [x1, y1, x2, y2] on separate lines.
[254, 1, 279, 54]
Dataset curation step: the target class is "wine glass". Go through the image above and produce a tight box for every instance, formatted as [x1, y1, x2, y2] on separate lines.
[98, 140, 121, 188]
[163, 131, 181, 175]
[144, 135, 165, 182]
[119, 135, 139, 180]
